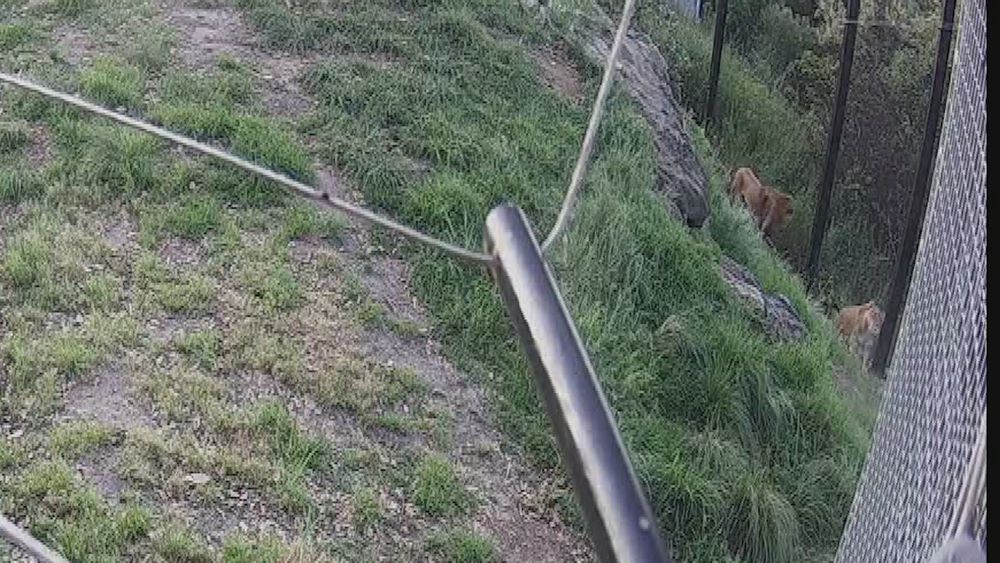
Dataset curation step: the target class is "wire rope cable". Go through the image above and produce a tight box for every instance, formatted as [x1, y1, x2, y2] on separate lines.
[1, 514, 69, 563]
[540, 0, 637, 254]
[0, 72, 494, 266]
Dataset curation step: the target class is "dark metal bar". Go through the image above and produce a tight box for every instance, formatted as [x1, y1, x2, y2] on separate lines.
[702, 0, 729, 128]
[871, 0, 957, 376]
[483, 205, 672, 563]
[805, 0, 860, 291]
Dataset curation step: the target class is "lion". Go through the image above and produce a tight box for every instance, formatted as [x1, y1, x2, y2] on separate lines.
[728, 167, 794, 240]
[836, 301, 885, 362]
[760, 190, 793, 240]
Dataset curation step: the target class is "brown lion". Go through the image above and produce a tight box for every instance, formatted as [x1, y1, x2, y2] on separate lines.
[836, 301, 885, 363]
[728, 167, 794, 240]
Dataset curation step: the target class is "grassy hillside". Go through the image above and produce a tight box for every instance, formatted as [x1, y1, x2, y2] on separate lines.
[634, 5, 825, 272]
[229, 1, 875, 561]
[1, 0, 877, 561]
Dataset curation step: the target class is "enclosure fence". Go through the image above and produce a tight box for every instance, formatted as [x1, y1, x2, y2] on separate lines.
[834, 0, 987, 559]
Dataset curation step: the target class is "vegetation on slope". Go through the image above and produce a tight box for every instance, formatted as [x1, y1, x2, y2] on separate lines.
[230, 1, 874, 560]
[632, 0, 941, 307]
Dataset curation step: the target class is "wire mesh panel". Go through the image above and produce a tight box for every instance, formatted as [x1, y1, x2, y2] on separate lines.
[834, 0, 986, 560]
[660, 0, 703, 21]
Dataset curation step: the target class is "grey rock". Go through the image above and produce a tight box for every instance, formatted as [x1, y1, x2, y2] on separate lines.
[568, 2, 711, 227]
[720, 256, 806, 341]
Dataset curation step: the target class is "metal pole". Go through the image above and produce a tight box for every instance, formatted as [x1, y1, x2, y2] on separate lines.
[805, 0, 860, 291]
[484, 205, 672, 563]
[871, 0, 957, 375]
[702, 0, 729, 128]
[1, 514, 69, 563]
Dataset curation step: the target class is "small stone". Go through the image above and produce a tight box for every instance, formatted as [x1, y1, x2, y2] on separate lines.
[184, 473, 211, 485]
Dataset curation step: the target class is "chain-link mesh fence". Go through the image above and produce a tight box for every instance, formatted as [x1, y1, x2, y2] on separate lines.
[661, 0, 703, 21]
[834, 0, 986, 559]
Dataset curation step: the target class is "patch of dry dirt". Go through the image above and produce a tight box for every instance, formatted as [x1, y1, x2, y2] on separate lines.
[54, 24, 98, 66]
[158, 236, 207, 269]
[62, 363, 155, 430]
[24, 124, 53, 167]
[529, 42, 586, 104]
[158, 0, 316, 117]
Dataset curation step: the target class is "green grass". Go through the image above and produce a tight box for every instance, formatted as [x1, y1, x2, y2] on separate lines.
[1, 213, 116, 311]
[2, 315, 138, 418]
[226, 324, 303, 380]
[47, 0, 97, 17]
[231, 118, 313, 182]
[222, 536, 284, 563]
[153, 523, 214, 563]
[426, 529, 497, 563]
[0, 460, 153, 562]
[155, 275, 216, 315]
[120, 426, 271, 489]
[0, 169, 44, 203]
[0, 120, 31, 153]
[0, 442, 16, 470]
[137, 367, 232, 432]
[351, 485, 383, 532]
[254, 401, 331, 513]
[636, 8, 823, 268]
[150, 66, 313, 188]
[56, 121, 163, 205]
[3, 8, 471, 563]
[79, 57, 145, 109]
[125, 25, 174, 73]
[82, 272, 122, 310]
[0, 1, 875, 561]
[278, 203, 346, 243]
[132, 248, 217, 314]
[160, 197, 225, 240]
[632, 7, 894, 306]
[270, 350, 427, 418]
[175, 329, 220, 371]
[242, 262, 302, 311]
[3, 221, 53, 288]
[14, 331, 98, 377]
[0, 23, 35, 50]
[339, 275, 391, 329]
[221, 534, 333, 563]
[412, 454, 471, 517]
[50, 421, 118, 458]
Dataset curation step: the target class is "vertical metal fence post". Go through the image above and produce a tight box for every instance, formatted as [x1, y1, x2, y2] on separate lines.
[702, 0, 729, 129]
[871, 0, 958, 376]
[805, 0, 860, 291]
[484, 205, 672, 563]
